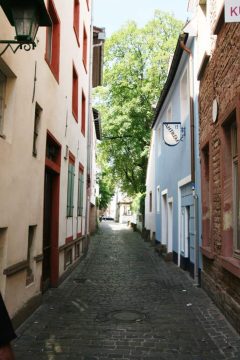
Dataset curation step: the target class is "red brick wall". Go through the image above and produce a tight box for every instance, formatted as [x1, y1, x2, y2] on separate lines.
[199, 21, 240, 332]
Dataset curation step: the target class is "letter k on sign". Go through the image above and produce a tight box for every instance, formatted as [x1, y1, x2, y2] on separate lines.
[225, 0, 240, 22]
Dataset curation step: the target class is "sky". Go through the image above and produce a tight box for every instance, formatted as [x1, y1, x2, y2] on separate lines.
[93, 0, 189, 37]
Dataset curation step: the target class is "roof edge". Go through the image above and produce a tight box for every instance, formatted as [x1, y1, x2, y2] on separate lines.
[151, 32, 189, 129]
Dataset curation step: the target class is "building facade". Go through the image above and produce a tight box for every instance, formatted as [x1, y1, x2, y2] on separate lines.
[198, 0, 240, 332]
[0, 0, 96, 323]
[145, 134, 156, 240]
[88, 27, 105, 234]
[146, 22, 202, 279]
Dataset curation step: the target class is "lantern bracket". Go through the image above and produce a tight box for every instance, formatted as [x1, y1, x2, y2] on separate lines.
[0, 40, 36, 56]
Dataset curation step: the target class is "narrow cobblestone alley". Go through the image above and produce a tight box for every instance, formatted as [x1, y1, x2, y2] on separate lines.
[13, 223, 240, 360]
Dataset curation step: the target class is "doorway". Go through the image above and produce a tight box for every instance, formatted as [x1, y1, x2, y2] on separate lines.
[167, 201, 173, 253]
[180, 206, 190, 271]
[42, 170, 53, 292]
[42, 132, 61, 292]
[161, 192, 168, 246]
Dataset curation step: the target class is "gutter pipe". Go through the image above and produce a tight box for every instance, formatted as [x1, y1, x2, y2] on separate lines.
[85, 0, 94, 246]
[180, 38, 199, 286]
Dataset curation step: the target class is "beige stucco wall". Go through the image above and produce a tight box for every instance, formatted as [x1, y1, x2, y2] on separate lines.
[0, 0, 92, 316]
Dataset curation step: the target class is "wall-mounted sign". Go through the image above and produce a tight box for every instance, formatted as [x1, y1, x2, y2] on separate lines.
[225, 0, 240, 22]
[212, 98, 219, 123]
[163, 122, 182, 146]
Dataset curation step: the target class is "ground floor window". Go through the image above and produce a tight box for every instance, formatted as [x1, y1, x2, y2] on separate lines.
[222, 111, 240, 258]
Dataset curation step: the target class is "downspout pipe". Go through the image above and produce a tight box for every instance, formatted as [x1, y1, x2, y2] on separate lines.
[85, 0, 94, 244]
[180, 39, 195, 184]
[180, 38, 199, 286]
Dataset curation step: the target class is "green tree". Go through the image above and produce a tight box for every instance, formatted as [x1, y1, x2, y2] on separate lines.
[97, 171, 115, 210]
[95, 11, 183, 195]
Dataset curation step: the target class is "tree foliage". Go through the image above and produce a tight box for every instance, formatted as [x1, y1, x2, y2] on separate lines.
[97, 171, 115, 210]
[95, 11, 183, 196]
[131, 192, 146, 216]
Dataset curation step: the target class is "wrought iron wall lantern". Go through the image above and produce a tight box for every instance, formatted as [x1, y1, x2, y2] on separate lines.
[0, 0, 51, 56]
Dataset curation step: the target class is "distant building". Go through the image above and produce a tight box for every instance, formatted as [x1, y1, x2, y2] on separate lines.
[115, 191, 132, 224]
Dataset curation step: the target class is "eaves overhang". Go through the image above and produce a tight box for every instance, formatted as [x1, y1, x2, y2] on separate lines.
[93, 108, 102, 140]
[151, 32, 189, 129]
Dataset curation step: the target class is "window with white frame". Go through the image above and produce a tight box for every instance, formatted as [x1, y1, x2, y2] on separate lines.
[67, 158, 75, 217]
[0, 70, 6, 136]
[180, 69, 189, 123]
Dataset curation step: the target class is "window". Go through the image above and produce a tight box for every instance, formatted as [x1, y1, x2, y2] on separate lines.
[149, 192, 152, 212]
[64, 248, 73, 269]
[75, 242, 80, 259]
[67, 153, 75, 217]
[81, 91, 86, 135]
[45, 0, 60, 82]
[232, 123, 240, 255]
[72, 65, 78, 122]
[200, 0, 207, 15]
[0, 70, 6, 136]
[77, 166, 84, 216]
[46, 136, 60, 163]
[180, 69, 189, 123]
[83, 25, 88, 71]
[201, 143, 211, 248]
[26, 226, 36, 286]
[32, 103, 42, 157]
[222, 113, 240, 258]
[73, 0, 80, 44]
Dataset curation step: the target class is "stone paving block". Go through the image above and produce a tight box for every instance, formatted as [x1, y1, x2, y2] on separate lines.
[13, 222, 240, 359]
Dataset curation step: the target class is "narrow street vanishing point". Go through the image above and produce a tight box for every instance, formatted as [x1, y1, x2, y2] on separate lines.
[14, 223, 240, 360]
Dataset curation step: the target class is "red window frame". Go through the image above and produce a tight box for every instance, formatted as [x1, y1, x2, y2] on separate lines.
[45, 0, 61, 82]
[73, 0, 80, 46]
[72, 64, 79, 122]
[81, 90, 86, 136]
[83, 25, 88, 72]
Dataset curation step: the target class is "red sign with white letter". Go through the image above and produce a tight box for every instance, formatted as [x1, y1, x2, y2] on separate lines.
[225, 0, 240, 22]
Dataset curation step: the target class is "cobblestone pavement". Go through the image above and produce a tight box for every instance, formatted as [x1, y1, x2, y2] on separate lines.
[14, 222, 240, 360]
